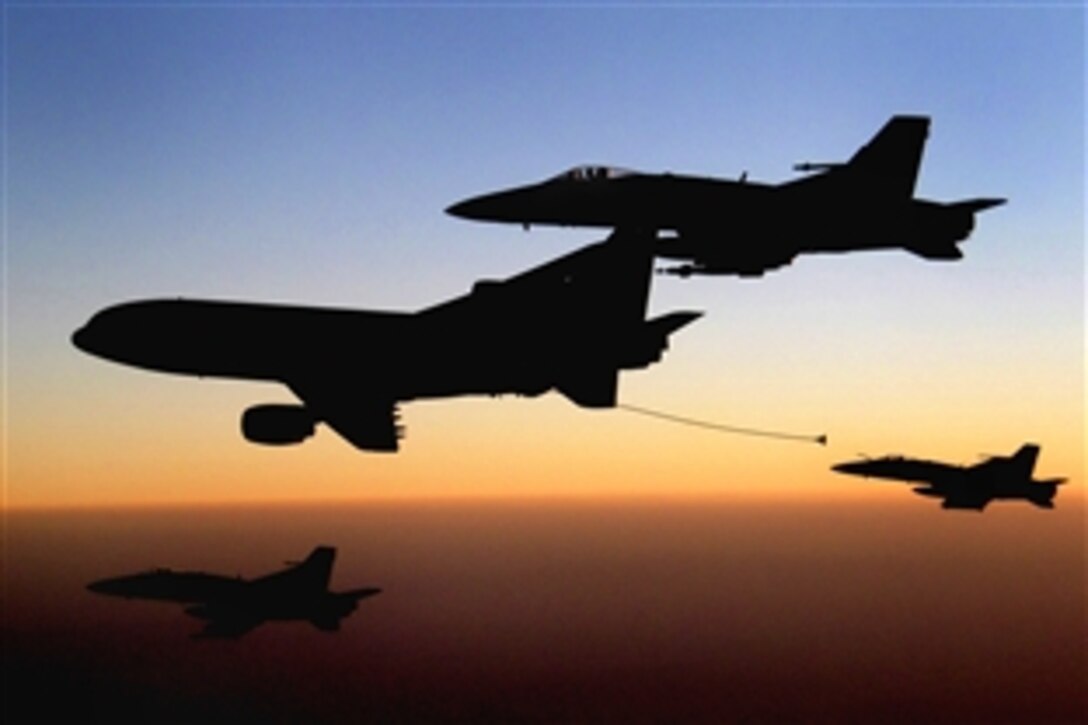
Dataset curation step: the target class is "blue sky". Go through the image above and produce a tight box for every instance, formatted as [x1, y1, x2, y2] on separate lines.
[4, 3, 1083, 504]
[9, 6, 1080, 293]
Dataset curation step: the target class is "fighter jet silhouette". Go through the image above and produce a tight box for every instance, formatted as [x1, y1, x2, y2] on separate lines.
[87, 547, 380, 638]
[832, 444, 1065, 511]
[73, 228, 700, 451]
[447, 115, 1004, 277]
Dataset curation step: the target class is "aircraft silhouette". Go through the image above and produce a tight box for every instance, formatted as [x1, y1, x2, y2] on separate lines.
[832, 444, 1065, 511]
[447, 115, 1005, 277]
[73, 228, 700, 451]
[87, 546, 380, 638]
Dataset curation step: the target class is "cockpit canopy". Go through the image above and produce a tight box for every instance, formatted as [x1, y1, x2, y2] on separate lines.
[551, 165, 634, 182]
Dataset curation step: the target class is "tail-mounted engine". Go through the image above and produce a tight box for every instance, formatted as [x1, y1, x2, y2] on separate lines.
[620, 311, 703, 368]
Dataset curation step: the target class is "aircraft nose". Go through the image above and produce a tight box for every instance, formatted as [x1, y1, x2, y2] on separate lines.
[446, 187, 539, 222]
[71, 325, 91, 352]
[72, 312, 122, 358]
[87, 577, 119, 595]
[72, 322, 110, 358]
[445, 196, 491, 220]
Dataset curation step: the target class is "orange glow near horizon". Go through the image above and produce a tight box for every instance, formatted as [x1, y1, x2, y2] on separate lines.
[7, 363, 1082, 508]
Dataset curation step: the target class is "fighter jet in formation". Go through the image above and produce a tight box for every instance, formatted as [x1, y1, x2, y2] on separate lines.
[832, 444, 1065, 511]
[447, 115, 1005, 277]
[87, 547, 380, 638]
[73, 228, 700, 451]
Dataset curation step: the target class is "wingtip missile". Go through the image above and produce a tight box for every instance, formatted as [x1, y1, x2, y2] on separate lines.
[953, 197, 1006, 213]
[793, 162, 841, 173]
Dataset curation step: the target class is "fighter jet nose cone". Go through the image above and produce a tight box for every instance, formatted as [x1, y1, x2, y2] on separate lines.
[446, 198, 484, 220]
[72, 325, 95, 354]
[87, 578, 113, 594]
[447, 187, 536, 223]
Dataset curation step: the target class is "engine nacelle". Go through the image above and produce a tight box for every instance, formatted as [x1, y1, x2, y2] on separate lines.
[618, 311, 703, 368]
[241, 404, 315, 445]
[905, 201, 974, 248]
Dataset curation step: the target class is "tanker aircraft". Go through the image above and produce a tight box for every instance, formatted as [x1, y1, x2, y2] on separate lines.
[73, 228, 700, 451]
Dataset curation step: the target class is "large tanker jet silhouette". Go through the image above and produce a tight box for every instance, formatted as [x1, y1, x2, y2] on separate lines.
[832, 444, 1065, 511]
[73, 229, 700, 451]
[447, 115, 1005, 277]
[88, 546, 380, 638]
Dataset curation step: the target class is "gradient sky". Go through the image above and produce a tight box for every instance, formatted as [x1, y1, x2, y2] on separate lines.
[4, 4, 1083, 507]
[3, 6, 1084, 723]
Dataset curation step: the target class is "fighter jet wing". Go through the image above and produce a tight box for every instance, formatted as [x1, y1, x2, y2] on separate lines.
[195, 615, 264, 639]
[288, 381, 400, 452]
[940, 491, 991, 511]
[309, 615, 343, 632]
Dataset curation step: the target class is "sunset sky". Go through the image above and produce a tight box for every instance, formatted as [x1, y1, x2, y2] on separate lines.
[6, 4, 1082, 508]
[3, 5, 1083, 722]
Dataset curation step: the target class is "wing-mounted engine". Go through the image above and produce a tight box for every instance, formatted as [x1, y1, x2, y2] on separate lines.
[241, 404, 316, 445]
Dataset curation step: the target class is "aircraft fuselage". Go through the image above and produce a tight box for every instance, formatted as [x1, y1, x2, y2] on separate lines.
[73, 298, 587, 403]
[87, 547, 382, 637]
[73, 292, 694, 406]
[86, 569, 366, 622]
[832, 453, 1061, 509]
[447, 117, 1005, 276]
[451, 172, 985, 252]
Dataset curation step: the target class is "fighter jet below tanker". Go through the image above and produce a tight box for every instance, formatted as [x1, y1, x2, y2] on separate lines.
[832, 444, 1065, 511]
[447, 115, 1005, 277]
[73, 228, 700, 451]
[88, 547, 380, 638]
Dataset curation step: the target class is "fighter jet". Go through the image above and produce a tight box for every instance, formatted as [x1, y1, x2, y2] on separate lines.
[87, 546, 380, 638]
[831, 444, 1065, 511]
[73, 228, 700, 451]
[446, 115, 1005, 277]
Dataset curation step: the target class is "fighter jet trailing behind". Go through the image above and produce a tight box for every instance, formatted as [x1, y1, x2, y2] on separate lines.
[87, 546, 380, 638]
[73, 229, 700, 451]
[832, 444, 1065, 511]
[447, 115, 1005, 277]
